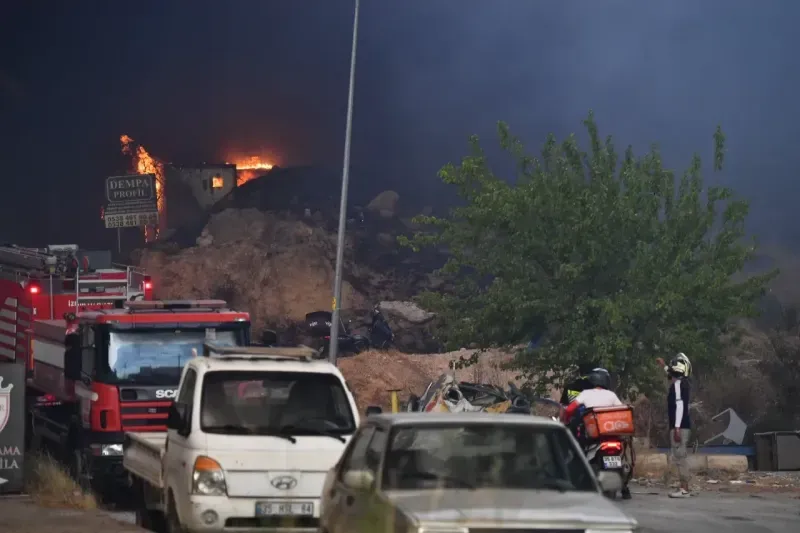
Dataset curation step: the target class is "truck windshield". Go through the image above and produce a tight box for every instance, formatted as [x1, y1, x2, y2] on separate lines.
[108, 330, 238, 385]
[200, 370, 356, 437]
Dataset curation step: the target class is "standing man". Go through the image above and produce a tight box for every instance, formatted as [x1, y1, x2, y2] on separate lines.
[658, 354, 692, 498]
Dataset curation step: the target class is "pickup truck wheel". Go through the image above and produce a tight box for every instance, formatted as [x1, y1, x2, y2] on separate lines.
[166, 494, 187, 533]
[137, 508, 167, 533]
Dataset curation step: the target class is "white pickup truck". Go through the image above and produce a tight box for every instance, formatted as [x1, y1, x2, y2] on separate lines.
[123, 343, 359, 533]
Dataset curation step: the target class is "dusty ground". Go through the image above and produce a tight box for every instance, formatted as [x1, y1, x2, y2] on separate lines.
[623, 488, 800, 532]
[0, 496, 143, 533]
[633, 470, 800, 494]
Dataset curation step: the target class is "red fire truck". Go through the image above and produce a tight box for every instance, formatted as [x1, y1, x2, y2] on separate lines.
[0, 244, 251, 491]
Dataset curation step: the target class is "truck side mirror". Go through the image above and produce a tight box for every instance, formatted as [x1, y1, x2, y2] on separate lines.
[64, 333, 82, 381]
[167, 403, 190, 435]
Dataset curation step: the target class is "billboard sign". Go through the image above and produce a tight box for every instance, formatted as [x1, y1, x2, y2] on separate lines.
[0, 362, 25, 494]
[104, 174, 158, 229]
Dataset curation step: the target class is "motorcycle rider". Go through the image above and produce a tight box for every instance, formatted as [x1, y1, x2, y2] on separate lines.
[561, 368, 630, 500]
[561, 368, 623, 424]
[559, 361, 600, 406]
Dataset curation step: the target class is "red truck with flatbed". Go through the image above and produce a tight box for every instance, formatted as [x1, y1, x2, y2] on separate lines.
[0, 244, 251, 492]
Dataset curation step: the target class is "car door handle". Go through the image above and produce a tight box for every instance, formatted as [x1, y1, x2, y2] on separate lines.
[345, 495, 354, 506]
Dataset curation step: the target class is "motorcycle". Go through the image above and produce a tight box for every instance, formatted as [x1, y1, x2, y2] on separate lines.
[573, 405, 635, 500]
[303, 305, 393, 358]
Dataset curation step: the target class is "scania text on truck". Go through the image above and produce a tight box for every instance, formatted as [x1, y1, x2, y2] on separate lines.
[124, 343, 358, 533]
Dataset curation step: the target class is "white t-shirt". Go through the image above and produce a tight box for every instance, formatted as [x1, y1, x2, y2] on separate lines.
[574, 388, 623, 408]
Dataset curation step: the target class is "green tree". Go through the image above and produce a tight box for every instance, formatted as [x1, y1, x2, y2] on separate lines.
[402, 112, 777, 396]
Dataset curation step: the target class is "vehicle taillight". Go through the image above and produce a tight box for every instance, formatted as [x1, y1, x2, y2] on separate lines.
[600, 440, 623, 453]
[29, 283, 41, 295]
[143, 276, 153, 293]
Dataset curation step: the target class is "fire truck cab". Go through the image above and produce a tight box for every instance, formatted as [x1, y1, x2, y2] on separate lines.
[0, 244, 251, 492]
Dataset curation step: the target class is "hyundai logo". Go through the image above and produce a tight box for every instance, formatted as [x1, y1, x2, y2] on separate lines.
[270, 475, 297, 490]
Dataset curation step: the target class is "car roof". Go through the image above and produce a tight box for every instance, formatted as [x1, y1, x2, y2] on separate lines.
[189, 356, 345, 377]
[368, 412, 564, 429]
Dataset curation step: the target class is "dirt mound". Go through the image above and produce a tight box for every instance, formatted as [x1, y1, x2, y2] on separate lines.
[337, 349, 518, 412]
[138, 207, 447, 348]
[137, 209, 364, 332]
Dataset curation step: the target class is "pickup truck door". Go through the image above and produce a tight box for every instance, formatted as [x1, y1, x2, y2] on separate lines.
[165, 368, 198, 512]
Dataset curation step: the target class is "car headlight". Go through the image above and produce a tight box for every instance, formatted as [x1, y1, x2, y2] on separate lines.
[101, 444, 123, 456]
[192, 456, 227, 496]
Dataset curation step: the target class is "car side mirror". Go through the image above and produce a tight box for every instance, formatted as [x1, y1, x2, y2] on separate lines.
[64, 333, 82, 381]
[365, 405, 382, 416]
[167, 403, 189, 435]
[597, 471, 622, 494]
[343, 469, 375, 491]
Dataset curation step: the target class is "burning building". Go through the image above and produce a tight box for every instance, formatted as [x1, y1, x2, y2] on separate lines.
[165, 164, 237, 210]
[118, 135, 274, 239]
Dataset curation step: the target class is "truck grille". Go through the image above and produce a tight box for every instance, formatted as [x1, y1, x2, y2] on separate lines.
[120, 401, 171, 431]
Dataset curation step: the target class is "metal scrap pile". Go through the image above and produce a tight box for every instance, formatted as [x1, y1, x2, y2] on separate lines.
[408, 373, 534, 414]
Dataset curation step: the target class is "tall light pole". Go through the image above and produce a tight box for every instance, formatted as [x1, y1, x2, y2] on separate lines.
[329, 0, 360, 364]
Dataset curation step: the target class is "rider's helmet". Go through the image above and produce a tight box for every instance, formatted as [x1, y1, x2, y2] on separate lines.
[587, 368, 611, 390]
[668, 352, 691, 378]
[578, 361, 600, 376]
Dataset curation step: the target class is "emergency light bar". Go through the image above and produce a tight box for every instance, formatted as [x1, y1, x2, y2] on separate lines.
[202, 342, 318, 361]
[124, 299, 228, 312]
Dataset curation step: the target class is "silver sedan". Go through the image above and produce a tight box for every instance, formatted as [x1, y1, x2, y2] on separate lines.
[320, 412, 638, 533]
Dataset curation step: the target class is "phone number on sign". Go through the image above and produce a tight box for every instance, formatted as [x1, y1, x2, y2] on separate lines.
[105, 213, 158, 228]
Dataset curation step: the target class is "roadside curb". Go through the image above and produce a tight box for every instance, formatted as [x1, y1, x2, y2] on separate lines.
[635, 453, 749, 475]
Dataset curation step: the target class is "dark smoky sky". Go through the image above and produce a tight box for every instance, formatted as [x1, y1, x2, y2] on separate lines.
[2, 1, 800, 250]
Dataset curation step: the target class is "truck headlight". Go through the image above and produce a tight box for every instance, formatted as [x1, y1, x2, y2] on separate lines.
[192, 456, 227, 496]
[101, 444, 123, 456]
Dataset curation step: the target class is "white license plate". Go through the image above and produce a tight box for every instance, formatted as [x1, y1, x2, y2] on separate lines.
[603, 456, 623, 468]
[255, 501, 314, 517]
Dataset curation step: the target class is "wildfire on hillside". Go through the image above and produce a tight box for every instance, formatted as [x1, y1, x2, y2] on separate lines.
[228, 156, 274, 186]
[120, 134, 166, 242]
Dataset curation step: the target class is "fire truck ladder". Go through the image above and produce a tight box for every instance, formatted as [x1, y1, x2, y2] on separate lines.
[0, 245, 58, 273]
[74, 265, 147, 307]
[0, 244, 146, 310]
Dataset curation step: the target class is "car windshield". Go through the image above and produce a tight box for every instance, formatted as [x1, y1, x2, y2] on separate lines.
[200, 371, 356, 437]
[108, 330, 238, 385]
[381, 423, 596, 492]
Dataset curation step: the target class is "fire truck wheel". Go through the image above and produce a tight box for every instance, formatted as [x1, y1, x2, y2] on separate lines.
[26, 414, 42, 452]
[69, 449, 92, 493]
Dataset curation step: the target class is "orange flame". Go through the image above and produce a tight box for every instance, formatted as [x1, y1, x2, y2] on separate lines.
[228, 156, 274, 186]
[120, 135, 165, 241]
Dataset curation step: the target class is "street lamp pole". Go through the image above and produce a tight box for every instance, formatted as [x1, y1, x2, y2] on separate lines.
[329, 0, 360, 365]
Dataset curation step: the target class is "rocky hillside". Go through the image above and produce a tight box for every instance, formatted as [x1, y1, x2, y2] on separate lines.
[135, 177, 448, 351]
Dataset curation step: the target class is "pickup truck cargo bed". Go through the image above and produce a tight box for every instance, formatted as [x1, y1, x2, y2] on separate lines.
[123, 432, 166, 489]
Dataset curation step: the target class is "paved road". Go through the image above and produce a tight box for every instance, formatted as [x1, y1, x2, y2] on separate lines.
[109, 490, 800, 533]
[622, 489, 800, 532]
